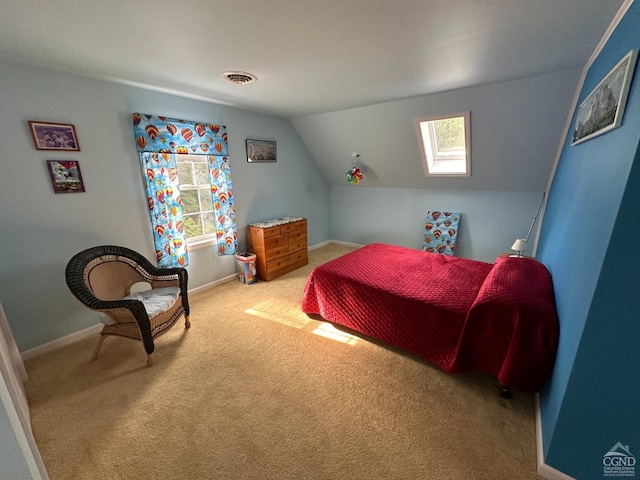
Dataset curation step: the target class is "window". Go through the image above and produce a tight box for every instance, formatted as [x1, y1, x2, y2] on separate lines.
[415, 112, 470, 177]
[176, 155, 216, 246]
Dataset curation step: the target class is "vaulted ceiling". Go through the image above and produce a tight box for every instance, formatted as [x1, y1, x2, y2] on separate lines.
[1, 0, 624, 118]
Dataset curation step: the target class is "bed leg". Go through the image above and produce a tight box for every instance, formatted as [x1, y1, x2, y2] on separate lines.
[500, 386, 513, 399]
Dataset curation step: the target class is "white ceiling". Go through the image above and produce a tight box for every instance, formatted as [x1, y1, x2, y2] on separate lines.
[1, 0, 624, 118]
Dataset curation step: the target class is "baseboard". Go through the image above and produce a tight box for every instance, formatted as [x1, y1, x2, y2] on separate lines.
[21, 323, 103, 361]
[311, 240, 365, 249]
[20, 240, 359, 361]
[536, 394, 575, 480]
[538, 463, 575, 480]
[20, 276, 238, 361]
[188, 273, 238, 295]
[194, 241, 362, 292]
[308, 240, 333, 250]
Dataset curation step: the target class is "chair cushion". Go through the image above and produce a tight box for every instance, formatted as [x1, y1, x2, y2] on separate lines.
[98, 287, 181, 326]
[123, 286, 181, 318]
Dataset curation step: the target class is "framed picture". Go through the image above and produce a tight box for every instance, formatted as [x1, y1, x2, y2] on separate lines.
[246, 139, 277, 163]
[572, 49, 638, 146]
[29, 121, 80, 151]
[46, 160, 85, 194]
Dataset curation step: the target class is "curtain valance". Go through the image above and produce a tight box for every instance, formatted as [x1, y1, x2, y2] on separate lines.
[132, 113, 228, 156]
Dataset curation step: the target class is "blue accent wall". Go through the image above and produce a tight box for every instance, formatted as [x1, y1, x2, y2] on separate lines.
[537, 2, 640, 478]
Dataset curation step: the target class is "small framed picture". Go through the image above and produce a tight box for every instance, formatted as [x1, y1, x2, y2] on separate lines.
[46, 160, 85, 194]
[246, 139, 277, 163]
[29, 121, 80, 151]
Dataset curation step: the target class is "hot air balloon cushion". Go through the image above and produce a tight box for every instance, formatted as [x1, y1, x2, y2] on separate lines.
[302, 243, 559, 393]
[422, 211, 460, 255]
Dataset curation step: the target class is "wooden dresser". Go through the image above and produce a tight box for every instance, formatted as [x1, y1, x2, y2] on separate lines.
[247, 218, 308, 281]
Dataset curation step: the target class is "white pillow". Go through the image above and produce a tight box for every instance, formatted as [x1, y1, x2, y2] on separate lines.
[122, 286, 181, 318]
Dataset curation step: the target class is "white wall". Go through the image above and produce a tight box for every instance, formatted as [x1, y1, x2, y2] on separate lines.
[0, 60, 331, 352]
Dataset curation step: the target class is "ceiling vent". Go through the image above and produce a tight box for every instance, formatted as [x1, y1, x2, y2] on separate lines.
[222, 71, 257, 85]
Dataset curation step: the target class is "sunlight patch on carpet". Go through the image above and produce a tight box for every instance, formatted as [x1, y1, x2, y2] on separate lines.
[245, 300, 312, 329]
[312, 323, 360, 345]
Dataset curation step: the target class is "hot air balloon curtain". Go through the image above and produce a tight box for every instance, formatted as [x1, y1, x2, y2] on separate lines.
[140, 152, 190, 268]
[207, 155, 237, 256]
[422, 211, 460, 256]
[133, 113, 237, 264]
[132, 113, 229, 155]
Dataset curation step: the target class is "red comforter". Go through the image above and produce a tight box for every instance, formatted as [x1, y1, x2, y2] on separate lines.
[301, 243, 559, 393]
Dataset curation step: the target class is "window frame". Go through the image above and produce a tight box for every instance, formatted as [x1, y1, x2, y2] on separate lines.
[175, 155, 216, 250]
[414, 112, 471, 177]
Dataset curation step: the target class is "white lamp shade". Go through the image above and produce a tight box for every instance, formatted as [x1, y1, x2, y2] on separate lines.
[511, 238, 527, 252]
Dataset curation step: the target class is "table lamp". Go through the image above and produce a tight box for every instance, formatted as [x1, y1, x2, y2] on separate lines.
[510, 238, 527, 257]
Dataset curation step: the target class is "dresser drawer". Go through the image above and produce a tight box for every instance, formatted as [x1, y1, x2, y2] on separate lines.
[267, 255, 290, 273]
[290, 249, 308, 265]
[288, 230, 307, 243]
[265, 245, 289, 260]
[289, 238, 307, 253]
[262, 226, 281, 238]
[281, 220, 306, 233]
[264, 233, 288, 250]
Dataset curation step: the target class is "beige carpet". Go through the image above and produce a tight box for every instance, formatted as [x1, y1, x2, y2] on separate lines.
[25, 244, 543, 479]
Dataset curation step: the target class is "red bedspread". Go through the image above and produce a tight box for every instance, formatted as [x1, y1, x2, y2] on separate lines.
[301, 243, 559, 393]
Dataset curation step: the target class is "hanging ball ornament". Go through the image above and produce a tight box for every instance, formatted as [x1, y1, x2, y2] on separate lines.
[346, 166, 364, 185]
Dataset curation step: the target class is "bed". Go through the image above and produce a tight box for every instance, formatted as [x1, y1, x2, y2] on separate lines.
[301, 243, 559, 393]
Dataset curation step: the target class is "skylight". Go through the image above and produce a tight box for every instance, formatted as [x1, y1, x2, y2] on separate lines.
[415, 112, 471, 177]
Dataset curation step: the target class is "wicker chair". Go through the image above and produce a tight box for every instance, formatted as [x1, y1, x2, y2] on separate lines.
[65, 245, 190, 366]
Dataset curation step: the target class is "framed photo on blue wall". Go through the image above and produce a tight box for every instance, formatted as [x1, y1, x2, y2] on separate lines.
[46, 160, 85, 193]
[29, 121, 80, 151]
[246, 139, 277, 163]
[572, 49, 638, 146]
